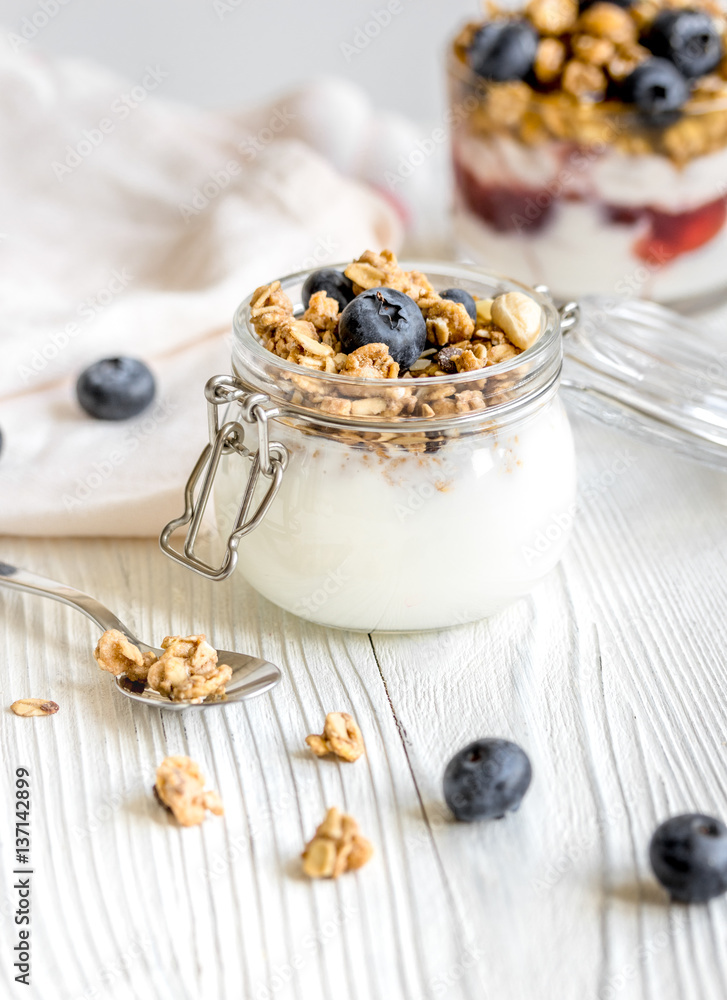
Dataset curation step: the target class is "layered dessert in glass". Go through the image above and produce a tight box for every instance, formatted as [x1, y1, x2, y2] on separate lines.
[449, 0, 727, 301]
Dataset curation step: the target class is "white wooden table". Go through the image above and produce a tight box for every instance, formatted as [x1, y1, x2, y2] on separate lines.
[2, 408, 727, 1000]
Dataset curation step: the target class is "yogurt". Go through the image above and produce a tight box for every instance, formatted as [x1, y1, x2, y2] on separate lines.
[216, 396, 576, 631]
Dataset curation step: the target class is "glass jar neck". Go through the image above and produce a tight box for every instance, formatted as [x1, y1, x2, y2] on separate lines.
[231, 259, 563, 434]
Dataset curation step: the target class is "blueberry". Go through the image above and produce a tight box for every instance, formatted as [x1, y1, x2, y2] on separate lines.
[76, 357, 156, 421]
[339, 287, 426, 371]
[621, 58, 689, 126]
[443, 738, 532, 822]
[468, 21, 538, 83]
[580, 0, 631, 8]
[440, 288, 477, 323]
[650, 814, 727, 903]
[301, 268, 355, 312]
[645, 9, 723, 79]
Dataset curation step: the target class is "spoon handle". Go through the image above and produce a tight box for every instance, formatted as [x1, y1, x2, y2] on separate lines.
[0, 560, 144, 645]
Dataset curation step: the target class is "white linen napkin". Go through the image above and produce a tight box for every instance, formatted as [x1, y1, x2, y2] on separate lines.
[0, 40, 409, 536]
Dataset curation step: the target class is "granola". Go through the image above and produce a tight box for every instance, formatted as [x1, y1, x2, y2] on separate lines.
[10, 699, 59, 717]
[94, 630, 231, 703]
[306, 712, 365, 762]
[94, 629, 157, 683]
[154, 755, 224, 827]
[452, 0, 727, 161]
[343, 343, 400, 379]
[247, 250, 536, 426]
[147, 635, 232, 704]
[301, 807, 373, 878]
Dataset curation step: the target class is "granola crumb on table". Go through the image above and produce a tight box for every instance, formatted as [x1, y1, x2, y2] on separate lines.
[306, 712, 365, 762]
[10, 699, 59, 717]
[302, 807, 374, 878]
[154, 755, 224, 827]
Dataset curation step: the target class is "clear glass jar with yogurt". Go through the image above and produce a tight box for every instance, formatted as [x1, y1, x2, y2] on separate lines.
[160, 262, 727, 632]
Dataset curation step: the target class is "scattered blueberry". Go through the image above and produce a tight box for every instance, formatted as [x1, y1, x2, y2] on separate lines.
[338, 287, 426, 371]
[645, 9, 723, 79]
[468, 21, 539, 82]
[76, 357, 156, 421]
[301, 268, 355, 312]
[443, 738, 532, 822]
[440, 288, 477, 323]
[650, 814, 727, 903]
[621, 58, 689, 126]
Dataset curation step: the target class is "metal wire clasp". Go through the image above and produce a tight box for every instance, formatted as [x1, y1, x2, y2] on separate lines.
[533, 285, 580, 336]
[159, 375, 288, 581]
[558, 301, 580, 334]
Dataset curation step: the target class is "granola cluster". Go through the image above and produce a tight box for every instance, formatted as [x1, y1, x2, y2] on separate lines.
[306, 712, 365, 762]
[248, 250, 540, 428]
[302, 807, 374, 879]
[94, 629, 157, 683]
[10, 699, 59, 717]
[301, 713, 372, 878]
[154, 756, 224, 827]
[94, 629, 231, 704]
[452, 0, 727, 161]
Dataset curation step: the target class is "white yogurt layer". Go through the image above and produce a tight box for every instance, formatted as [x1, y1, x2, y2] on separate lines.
[454, 199, 727, 301]
[216, 398, 576, 631]
[456, 133, 727, 213]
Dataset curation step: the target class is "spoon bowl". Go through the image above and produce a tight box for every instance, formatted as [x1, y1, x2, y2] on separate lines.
[0, 561, 281, 708]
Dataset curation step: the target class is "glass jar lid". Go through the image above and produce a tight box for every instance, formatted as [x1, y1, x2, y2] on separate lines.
[562, 296, 727, 470]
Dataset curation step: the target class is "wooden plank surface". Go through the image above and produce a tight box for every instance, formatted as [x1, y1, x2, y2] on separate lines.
[1, 409, 726, 1000]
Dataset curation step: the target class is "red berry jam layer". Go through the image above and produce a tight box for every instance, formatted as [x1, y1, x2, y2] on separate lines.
[454, 154, 727, 265]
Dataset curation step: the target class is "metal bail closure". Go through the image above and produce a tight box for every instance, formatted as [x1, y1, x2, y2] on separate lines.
[159, 375, 288, 581]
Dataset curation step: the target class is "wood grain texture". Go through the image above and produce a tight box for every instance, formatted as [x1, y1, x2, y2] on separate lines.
[1, 410, 726, 1000]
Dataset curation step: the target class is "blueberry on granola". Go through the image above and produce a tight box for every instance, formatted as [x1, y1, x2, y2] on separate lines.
[302, 268, 355, 312]
[468, 20, 539, 82]
[650, 814, 727, 903]
[645, 9, 723, 79]
[444, 738, 532, 822]
[579, 0, 632, 9]
[621, 58, 689, 125]
[76, 357, 156, 421]
[339, 287, 426, 371]
[440, 288, 477, 323]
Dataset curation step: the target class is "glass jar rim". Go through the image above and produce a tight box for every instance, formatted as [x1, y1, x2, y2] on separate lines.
[231, 259, 562, 430]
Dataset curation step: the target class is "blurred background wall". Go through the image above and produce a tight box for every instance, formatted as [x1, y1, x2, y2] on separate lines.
[2, 0, 482, 119]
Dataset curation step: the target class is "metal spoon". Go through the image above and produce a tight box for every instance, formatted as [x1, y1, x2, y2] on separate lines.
[0, 561, 281, 708]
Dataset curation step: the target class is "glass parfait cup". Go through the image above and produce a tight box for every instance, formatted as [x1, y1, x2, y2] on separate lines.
[160, 261, 727, 633]
[448, 39, 727, 305]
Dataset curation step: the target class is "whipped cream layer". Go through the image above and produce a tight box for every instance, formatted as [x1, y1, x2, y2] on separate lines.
[216, 399, 576, 631]
[454, 199, 727, 301]
[455, 133, 727, 213]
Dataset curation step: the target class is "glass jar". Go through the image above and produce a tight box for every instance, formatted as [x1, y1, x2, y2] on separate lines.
[448, 43, 727, 305]
[160, 262, 727, 632]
